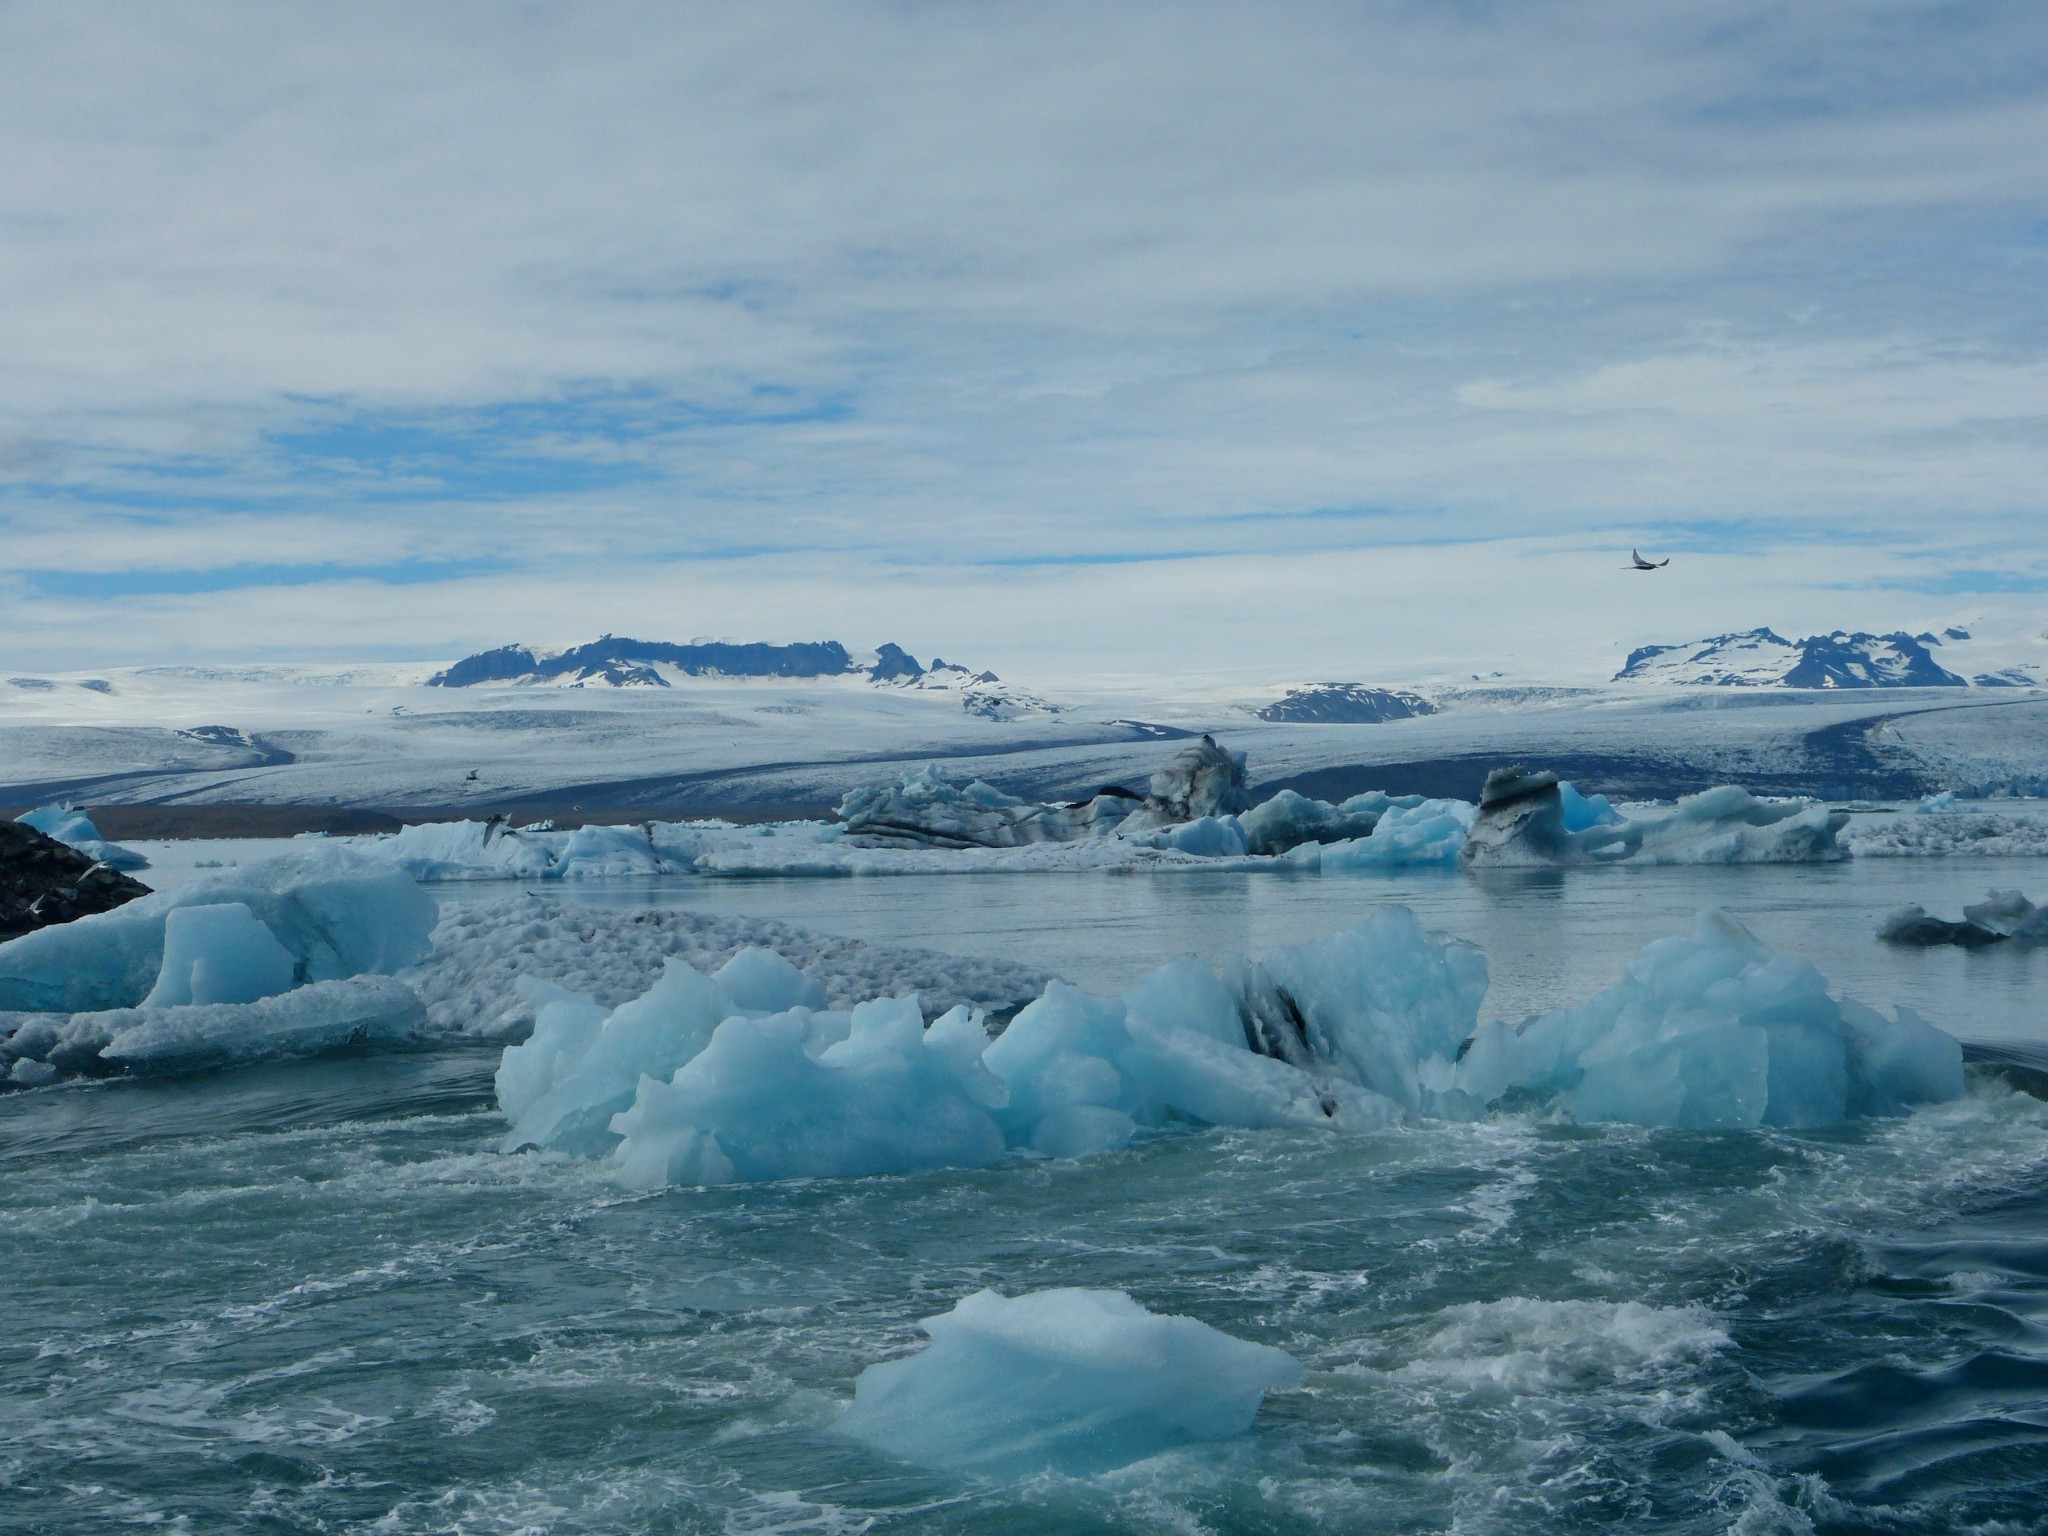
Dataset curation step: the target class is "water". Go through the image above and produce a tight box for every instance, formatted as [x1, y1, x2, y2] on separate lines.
[9, 858, 2048, 1533]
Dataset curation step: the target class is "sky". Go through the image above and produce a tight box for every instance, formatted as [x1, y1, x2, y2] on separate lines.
[2, 0, 2046, 684]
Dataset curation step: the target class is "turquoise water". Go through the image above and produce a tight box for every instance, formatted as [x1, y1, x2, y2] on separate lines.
[9, 860, 2048, 1533]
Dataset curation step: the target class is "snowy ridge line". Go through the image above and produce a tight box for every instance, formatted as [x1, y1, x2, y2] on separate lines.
[423, 635, 1061, 718]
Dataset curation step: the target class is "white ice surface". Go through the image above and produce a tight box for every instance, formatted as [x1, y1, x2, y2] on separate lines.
[0, 849, 436, 1013]
[834, 1287, 1302, 1477]
[142, 902, 297, 1007]
[494, 900, 1962, 1189]
[1454, 911, 1965, 1126]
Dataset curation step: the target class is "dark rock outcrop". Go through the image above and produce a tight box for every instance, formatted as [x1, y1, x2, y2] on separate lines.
[1, 820, 151, 941]
[1616, 629, 1967, 687]
[1257, 684, 1437, 724]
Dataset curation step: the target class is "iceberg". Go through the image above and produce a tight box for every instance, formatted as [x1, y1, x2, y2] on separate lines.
[499, 910, 1479, 1179]
[369, 816, 697, 880]
[1318, 798, 1477, 870]
[1879, 889, 2048, 948]
[1626, 785, 1848, 864]
[834, 1288, 1302, 1476]
[14, 804, 150, 871]
[142, 902, 297, 1007]
[1235, 787, 1390, 856]
[1455, 912, 1964, 1126]
[1461, 768, 1846, 868]
[838, 768, 1137, 851]
[1116, 734, 1252, 834]
[3, 975, 427, 1081]
[494, 906, 1965, 1185]
[610, 998, 1010, 1188]
[0, 850, 437, 1013]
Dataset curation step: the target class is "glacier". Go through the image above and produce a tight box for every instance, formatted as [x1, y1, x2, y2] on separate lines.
[834, 1288, 1302, 1477]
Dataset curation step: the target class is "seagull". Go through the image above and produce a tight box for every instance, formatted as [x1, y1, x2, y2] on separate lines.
[465, 769, 480, 782]
[1629, 548, 1669, 570]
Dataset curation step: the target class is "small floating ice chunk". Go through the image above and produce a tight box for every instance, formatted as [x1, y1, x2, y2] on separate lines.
[834, 1288, 1302, 1477]
[141, 902, 296, 1007]
[1917, 791, 1961, 815]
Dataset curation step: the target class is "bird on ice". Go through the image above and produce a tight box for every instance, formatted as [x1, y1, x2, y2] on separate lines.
[1629, 548, 1669, 570]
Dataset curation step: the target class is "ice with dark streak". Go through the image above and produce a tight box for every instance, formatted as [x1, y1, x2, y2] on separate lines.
[498, 906, 1963, 1186]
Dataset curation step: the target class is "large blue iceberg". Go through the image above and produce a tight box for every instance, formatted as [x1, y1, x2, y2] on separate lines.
[494, 905, 1964, 1185]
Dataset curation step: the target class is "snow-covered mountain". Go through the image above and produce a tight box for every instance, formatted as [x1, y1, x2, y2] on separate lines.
[1615, 629, 1969, 688]
[426, 636, 1058, 718]
[1255, 684, 1437, 724]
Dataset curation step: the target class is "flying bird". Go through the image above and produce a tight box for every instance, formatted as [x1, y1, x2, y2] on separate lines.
[1629, 549, 1669, 570]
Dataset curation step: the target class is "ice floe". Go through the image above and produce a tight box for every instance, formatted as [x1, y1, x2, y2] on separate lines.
[1842, 806, 2048, 858]
[834, 1288, 1301, 1477]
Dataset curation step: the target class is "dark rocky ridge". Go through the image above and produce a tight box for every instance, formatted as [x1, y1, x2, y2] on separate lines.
[1, 820, 152, 941]
[1617, 629, 1967, 688]
[430, 637, 862, 688]
[1257, 685, 1437, 724]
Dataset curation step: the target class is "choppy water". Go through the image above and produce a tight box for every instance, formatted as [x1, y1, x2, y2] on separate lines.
[10, 857, 2048, 1533]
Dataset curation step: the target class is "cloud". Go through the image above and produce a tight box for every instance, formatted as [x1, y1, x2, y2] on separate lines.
[1, 1, 2045, 672]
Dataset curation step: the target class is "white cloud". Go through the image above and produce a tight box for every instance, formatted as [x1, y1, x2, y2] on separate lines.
[1, 1, 2045, 670]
